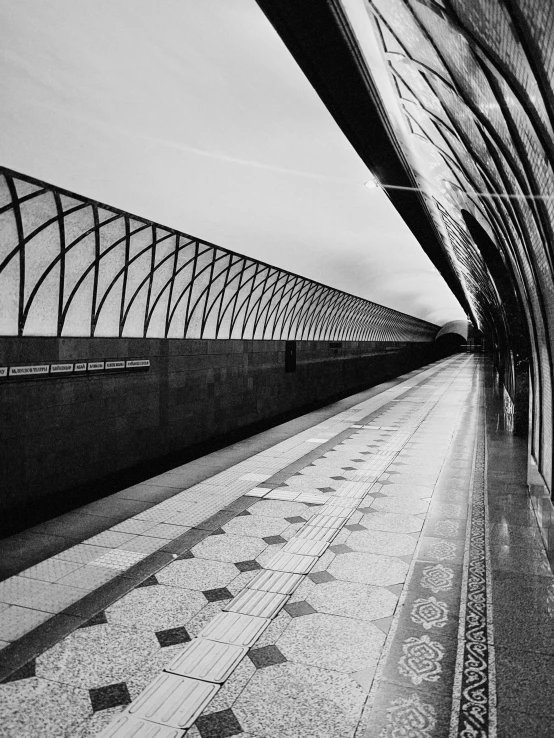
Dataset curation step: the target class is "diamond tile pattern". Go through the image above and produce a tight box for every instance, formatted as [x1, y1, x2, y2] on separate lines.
[89, 682, 131, 712]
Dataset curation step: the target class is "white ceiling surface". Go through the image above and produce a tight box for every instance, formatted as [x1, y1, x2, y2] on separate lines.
[0, 0, 465, 326]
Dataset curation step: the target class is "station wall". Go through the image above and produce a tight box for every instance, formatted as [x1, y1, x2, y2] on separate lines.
[0, 337, 436, 534]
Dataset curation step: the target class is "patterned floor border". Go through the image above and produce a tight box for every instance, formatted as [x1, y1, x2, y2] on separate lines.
[449, 379, 497, 737]
[355, 356, 478, 738]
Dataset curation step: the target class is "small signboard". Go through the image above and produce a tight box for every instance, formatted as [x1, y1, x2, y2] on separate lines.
[50, 363, 74, 374]
[5, 358, 150, 380]
[9, 365, 49, 377]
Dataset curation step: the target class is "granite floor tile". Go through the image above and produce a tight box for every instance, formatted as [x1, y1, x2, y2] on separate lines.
[277, 612, 384, 672]
[329, 551, 409, 586]
[157, 558, 239, 591]
[233, 662, 366, 738]
[491, 546, 552, 577]
[360, 512, 423, 534]
[192, 535, 266, 563]
[204, 657, 256, 713]
[345, 529, 417, 557]
[493, 607, 554, 655]
[36, 623, 160, 689]
[254, 610, 292, 648]
[306, 580, 397, 621]
[105, 583, 205, 631]
[496, 708, 554, 738]
[371, 497, 429, 515]
[185, 601, 230, 638]
[495, 647, 554, 718]
[0, 676, 92, 738]
[249, 500, 311, 519]
[222, 516, 288, 538]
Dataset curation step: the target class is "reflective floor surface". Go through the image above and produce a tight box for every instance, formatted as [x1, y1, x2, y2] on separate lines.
[0, 355, 552, 737]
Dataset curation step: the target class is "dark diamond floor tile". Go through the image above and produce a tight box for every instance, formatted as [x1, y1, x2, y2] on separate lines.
[196, 708, 243, 738]
[331, 476, 347, 481]
[317, 487, 336, 493]
[234, 559, 262, 573]
[284, 600, 317, 617]
[236, 510, 251, 517]
[210, 528, 226, 536]
[137, 575, 159, 588]
[203, 587, 233, 602]
[329, 544, 352, 555]
[2, 658, 36, 683]
[285, 516, 306, 524]
[155, 625, 191, 648]
[80, 610, 107, 628]
[345, 523, 366, 532]
[89, 682, 131, 712]
[342, 467, 356, 471]
[248, 644, 287, 669]
[177, 550, 195, 560]
[263, 535, 287, 545]
[308, 570, 335, 584]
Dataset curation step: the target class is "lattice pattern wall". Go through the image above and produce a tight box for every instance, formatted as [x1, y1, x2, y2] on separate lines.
[359, 0, 554, 486]
[0, 168, 437, 342]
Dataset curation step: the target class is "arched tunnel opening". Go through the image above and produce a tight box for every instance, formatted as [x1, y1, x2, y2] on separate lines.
[434, 319, 469, 358]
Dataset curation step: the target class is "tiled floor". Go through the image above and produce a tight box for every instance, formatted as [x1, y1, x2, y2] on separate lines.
[0, 355, 552, 737]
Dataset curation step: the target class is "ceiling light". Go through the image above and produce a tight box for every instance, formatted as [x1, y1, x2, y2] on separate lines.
[364, 175, 380, 189]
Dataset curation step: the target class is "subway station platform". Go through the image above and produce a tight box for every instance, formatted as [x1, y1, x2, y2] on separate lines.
[0, 355, 552, 738]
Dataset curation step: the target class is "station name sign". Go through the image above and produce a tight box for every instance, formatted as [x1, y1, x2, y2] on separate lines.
[1, 359, 150, 382]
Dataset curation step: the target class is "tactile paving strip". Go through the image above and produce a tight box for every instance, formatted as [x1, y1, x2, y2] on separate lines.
[166, 639, 247, 683]
[316, 504, 357, 518]
[305, 514, 345, 529]
[100, 714, 183, 737]
[282, 538, 329, 556]
[199, 611, 270, 646]
[294, 524, 340, 542]
[264, 550, 317, 574]
[225, 588, 288, 618]
[123, 672, 218, 730]
[247, 569, 304, 594]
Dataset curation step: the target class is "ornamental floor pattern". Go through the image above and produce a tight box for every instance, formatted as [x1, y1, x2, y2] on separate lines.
[1, 355, 551, 737]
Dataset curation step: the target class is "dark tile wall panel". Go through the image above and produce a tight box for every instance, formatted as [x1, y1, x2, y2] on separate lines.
[0, 337, 435, 519]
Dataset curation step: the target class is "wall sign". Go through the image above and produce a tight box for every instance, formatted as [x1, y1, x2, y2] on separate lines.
[0, 359, 150, 382]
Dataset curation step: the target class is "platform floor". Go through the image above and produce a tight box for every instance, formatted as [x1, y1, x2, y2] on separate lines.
[0, 355, 552, 737]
